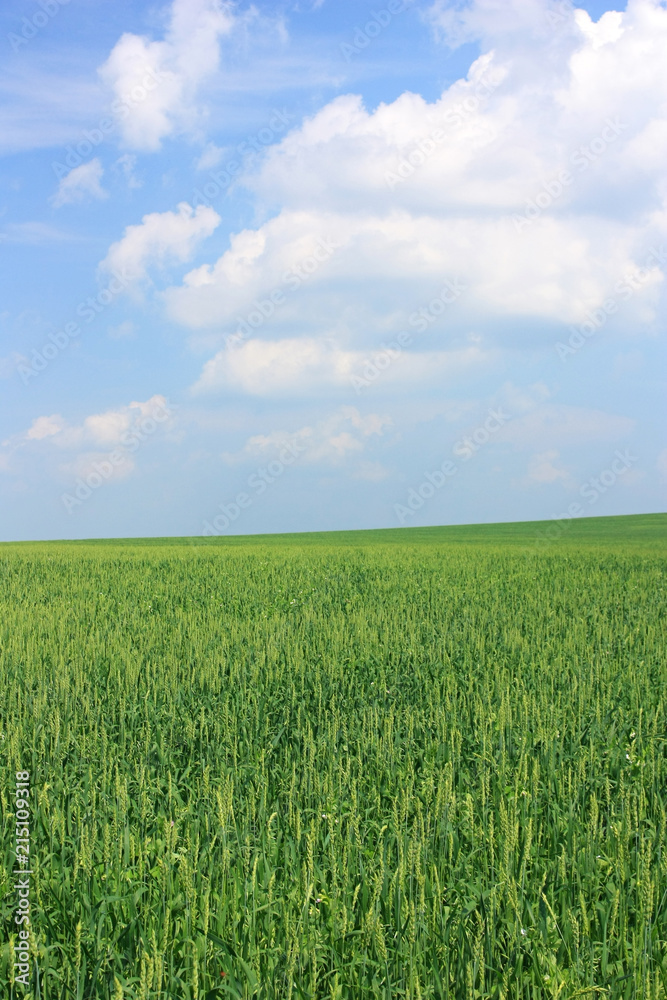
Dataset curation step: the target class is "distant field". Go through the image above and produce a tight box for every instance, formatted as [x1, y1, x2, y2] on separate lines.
[1, 513, 665, 998]
[15, 511, 666, 549]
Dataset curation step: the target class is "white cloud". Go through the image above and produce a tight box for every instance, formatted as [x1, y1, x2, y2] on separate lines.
[99, 202, 220, 284]
[98, 0, 236, 151]
[161, 0, 667, 382]
[49, 396, 171, 447]
[526, 449, 572, 485]
[1, 396, 174, 480]
[165, 215, 345, 333]
[191, 336, 489, 397]
[25, 415, 66, 441]
[193, 337, 352, 396]
[236, 406, 392, 465]
[52, 159, 107, 208]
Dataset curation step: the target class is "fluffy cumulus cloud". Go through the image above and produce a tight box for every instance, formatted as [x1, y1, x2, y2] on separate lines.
[99, 202, 220, 283]
[157, 0, 667, 400]
[24, 415, 67, 441]
[4, 0, 664, 542]
[1, 396, 175, 482]
[192, 336, 490, 397]
[52, 159, 108, 208]
[98, 0, 236, 151]
[230, 406, 393, 465]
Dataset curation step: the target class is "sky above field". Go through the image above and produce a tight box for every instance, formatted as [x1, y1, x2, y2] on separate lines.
[0, 0, 665, 540]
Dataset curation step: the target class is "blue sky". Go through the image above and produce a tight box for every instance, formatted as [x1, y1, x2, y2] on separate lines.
[0, 0, 665, 540]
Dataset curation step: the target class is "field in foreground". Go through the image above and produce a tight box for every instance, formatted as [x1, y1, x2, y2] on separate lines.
[1, 513, 666, 999]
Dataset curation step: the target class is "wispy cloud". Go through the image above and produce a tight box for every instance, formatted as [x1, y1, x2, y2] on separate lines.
[52, 159, 108, 207]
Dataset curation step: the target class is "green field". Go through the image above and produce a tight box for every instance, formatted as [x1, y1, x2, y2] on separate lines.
[1, 513, 666, 999]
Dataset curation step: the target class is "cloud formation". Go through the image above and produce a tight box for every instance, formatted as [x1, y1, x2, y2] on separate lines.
[98, 0, 236, 151]
[2, 0, 663, 539]
[99, 202, 220, 283]
[52, 159, 108, 208]
[162, 0, 666, 394]
[233, 406, 393, 465]
[1, 396, 174, 482]
[192, 337, 490, 397]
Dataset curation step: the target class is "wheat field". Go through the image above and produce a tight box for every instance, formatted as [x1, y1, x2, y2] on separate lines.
[1, 514, 665, 999]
